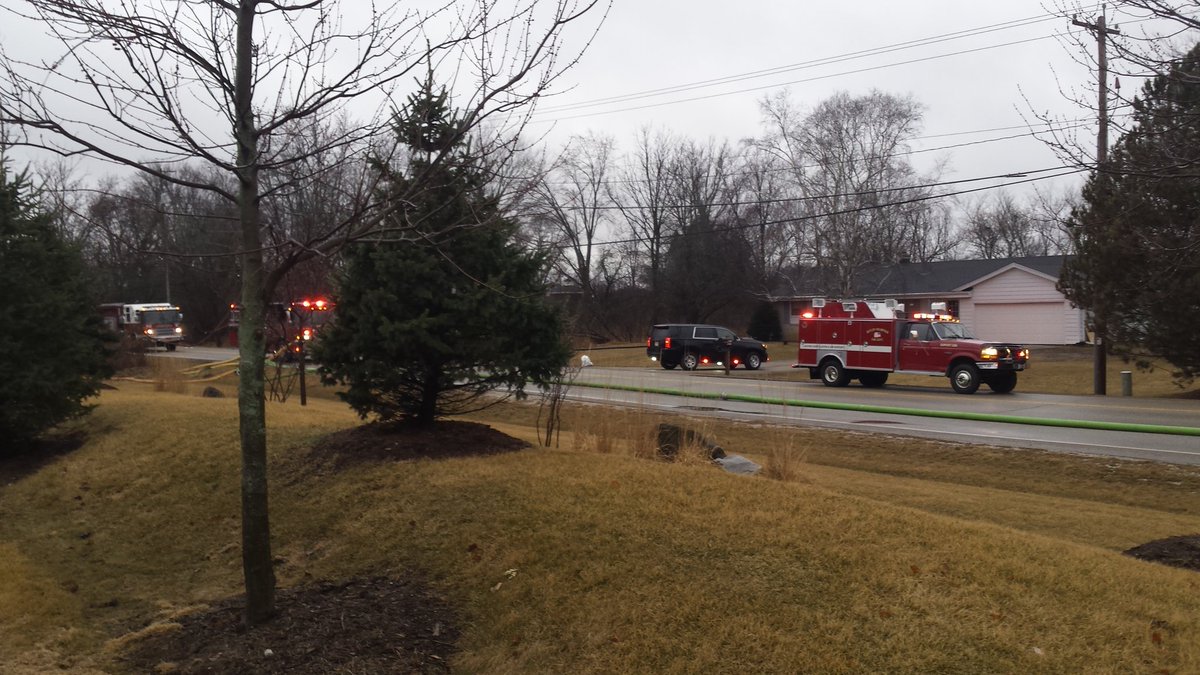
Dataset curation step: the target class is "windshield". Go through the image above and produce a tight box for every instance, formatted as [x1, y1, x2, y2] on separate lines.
[140, 309, 182, 325]
[931, 322, 973, 340]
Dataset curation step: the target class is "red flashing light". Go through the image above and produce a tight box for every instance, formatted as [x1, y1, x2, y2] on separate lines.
[801, 311, 814, 319]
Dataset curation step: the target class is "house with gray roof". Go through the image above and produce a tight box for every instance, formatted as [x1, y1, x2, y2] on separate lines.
[771, 255, 1087, 345]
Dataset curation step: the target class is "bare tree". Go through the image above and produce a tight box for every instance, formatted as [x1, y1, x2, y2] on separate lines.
[613, 126, 675, 322]
[757, 90, 945, 295]
[531, 131, 615, 334]
[0, 0, 606, 624]
[732, 144, 799, 294]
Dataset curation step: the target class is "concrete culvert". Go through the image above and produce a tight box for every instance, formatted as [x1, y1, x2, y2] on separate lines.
[655, 423, 726, 461]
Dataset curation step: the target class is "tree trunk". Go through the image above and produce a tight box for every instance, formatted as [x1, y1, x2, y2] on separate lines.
[419, 367, 440, 427]
[234, 0, 275, 626]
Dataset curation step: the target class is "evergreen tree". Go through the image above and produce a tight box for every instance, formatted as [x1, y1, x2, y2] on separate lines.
[1061, 41, 1200, 383]
[0, 160, 112, 450]
[746, 300, 783, 342]
[316, 82, 570, 426]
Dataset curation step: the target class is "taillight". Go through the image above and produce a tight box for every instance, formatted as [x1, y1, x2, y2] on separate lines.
[664, 337, 671, 349]
[647, 336, 651, 348]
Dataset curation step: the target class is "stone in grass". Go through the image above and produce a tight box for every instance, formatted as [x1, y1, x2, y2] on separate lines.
[201, 386, 225, 398]
[714, 455, 762, 476]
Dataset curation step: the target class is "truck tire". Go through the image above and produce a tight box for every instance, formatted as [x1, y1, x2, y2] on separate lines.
[859, 372, 888, 388]
[745, 352, 762, 370]
[820, 358, 850, 387]
[165, 343, 177, 352]
[681, 352, 700, 371]
[987, 371, 1017, 393]
[950, 363, 981, 394]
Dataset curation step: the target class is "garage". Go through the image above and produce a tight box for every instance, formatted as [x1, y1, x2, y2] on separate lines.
[971, 302, 1069, 344]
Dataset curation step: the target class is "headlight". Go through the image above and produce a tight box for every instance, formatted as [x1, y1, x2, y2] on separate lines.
[1018, 348, 1030, 359]
[174, 327, 183, 334]
[145, 328, 155, 336]
[980, 347, 998, 359]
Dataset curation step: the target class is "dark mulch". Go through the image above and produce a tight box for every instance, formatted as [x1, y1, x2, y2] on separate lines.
[0, 430, 88, 491]
[121, 420, 529, 674]
[120, 577, 459, 674]
[305, 419, 530, 472]
[1124, 535, 1200, 572]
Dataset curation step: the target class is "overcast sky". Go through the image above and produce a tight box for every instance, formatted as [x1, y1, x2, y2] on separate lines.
[526, 0, 1166, 205]
[2, 0, 1179, 208]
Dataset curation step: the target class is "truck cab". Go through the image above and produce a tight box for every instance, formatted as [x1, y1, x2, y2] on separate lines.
[895, 315, 1028, 393]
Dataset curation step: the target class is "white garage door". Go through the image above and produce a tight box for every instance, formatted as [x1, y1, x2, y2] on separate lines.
[972, 302, 1064, 344]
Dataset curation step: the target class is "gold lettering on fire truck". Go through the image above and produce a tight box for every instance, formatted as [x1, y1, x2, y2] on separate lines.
[867, 328, 888, 342]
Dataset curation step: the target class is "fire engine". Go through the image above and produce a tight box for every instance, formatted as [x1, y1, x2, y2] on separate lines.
[794, 299, 1030, 394]
[98, 302, 185, 351]
[226, 298, 333, 356]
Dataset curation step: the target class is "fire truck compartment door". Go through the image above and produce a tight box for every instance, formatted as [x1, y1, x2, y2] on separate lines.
[847, 320, 893, 370]
[898, 322, 939, 372]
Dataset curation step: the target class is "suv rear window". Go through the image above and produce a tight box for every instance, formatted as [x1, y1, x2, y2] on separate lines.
[651, 326, 673, 340]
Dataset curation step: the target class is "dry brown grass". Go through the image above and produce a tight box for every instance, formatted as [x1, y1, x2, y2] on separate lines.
[762, 430, 807, 483]
[2, 385, 1199, 673]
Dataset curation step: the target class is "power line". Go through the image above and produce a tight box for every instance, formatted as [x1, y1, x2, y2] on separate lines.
[525, 118, 1096, 189]
[538, 164, 1079, 213]
[534, 35, 1069, 124]
[555, 167, 1087, 252]
[540, 12, 1064, 114]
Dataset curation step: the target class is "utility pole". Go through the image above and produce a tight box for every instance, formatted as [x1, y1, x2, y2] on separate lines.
[1073, 9, 1120, 395]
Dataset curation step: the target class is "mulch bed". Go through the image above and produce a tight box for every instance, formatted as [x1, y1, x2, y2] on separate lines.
[1124, 535, 1200, 572]
[303, 419, 530, 472]
[0, 430, 87, 491]
[120, 419, 529, 673]
[120, 577, 459, 674]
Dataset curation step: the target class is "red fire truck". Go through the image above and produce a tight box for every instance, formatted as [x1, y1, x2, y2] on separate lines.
[226, 298, 333, 356]
[794, 299, 1030, 394]
[99, 302, 186, 351]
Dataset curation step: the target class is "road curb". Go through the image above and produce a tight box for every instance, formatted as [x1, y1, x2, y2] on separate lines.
[572, 382, 1200, 437]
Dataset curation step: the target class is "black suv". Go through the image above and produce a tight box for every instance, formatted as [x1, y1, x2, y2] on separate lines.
[646, 324, 768, 370]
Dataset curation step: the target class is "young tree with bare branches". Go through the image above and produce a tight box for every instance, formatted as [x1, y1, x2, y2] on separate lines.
[0, 0, 606, 624]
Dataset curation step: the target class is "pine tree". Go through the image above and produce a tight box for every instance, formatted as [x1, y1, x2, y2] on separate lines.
[747, 301, 783, 342]
[1061, 42, 1200, 383]
[0, 159, 112, 450]
[316, 82, 570, 426]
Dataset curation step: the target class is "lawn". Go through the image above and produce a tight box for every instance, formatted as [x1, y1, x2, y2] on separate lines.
[1, 379, 1198, 673]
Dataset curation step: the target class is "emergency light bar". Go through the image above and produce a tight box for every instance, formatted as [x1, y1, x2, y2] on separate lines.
[912, 312, 958, 322]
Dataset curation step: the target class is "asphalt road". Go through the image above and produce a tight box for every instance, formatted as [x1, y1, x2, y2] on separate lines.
[152, 347, 1200, 466]
[569, 365, 1200, 466]
[152, 345, 240, 362]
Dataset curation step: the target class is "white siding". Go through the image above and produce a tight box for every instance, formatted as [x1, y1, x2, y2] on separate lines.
[971, 267, 1064, 302]
[961, 268, 1085, 344]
